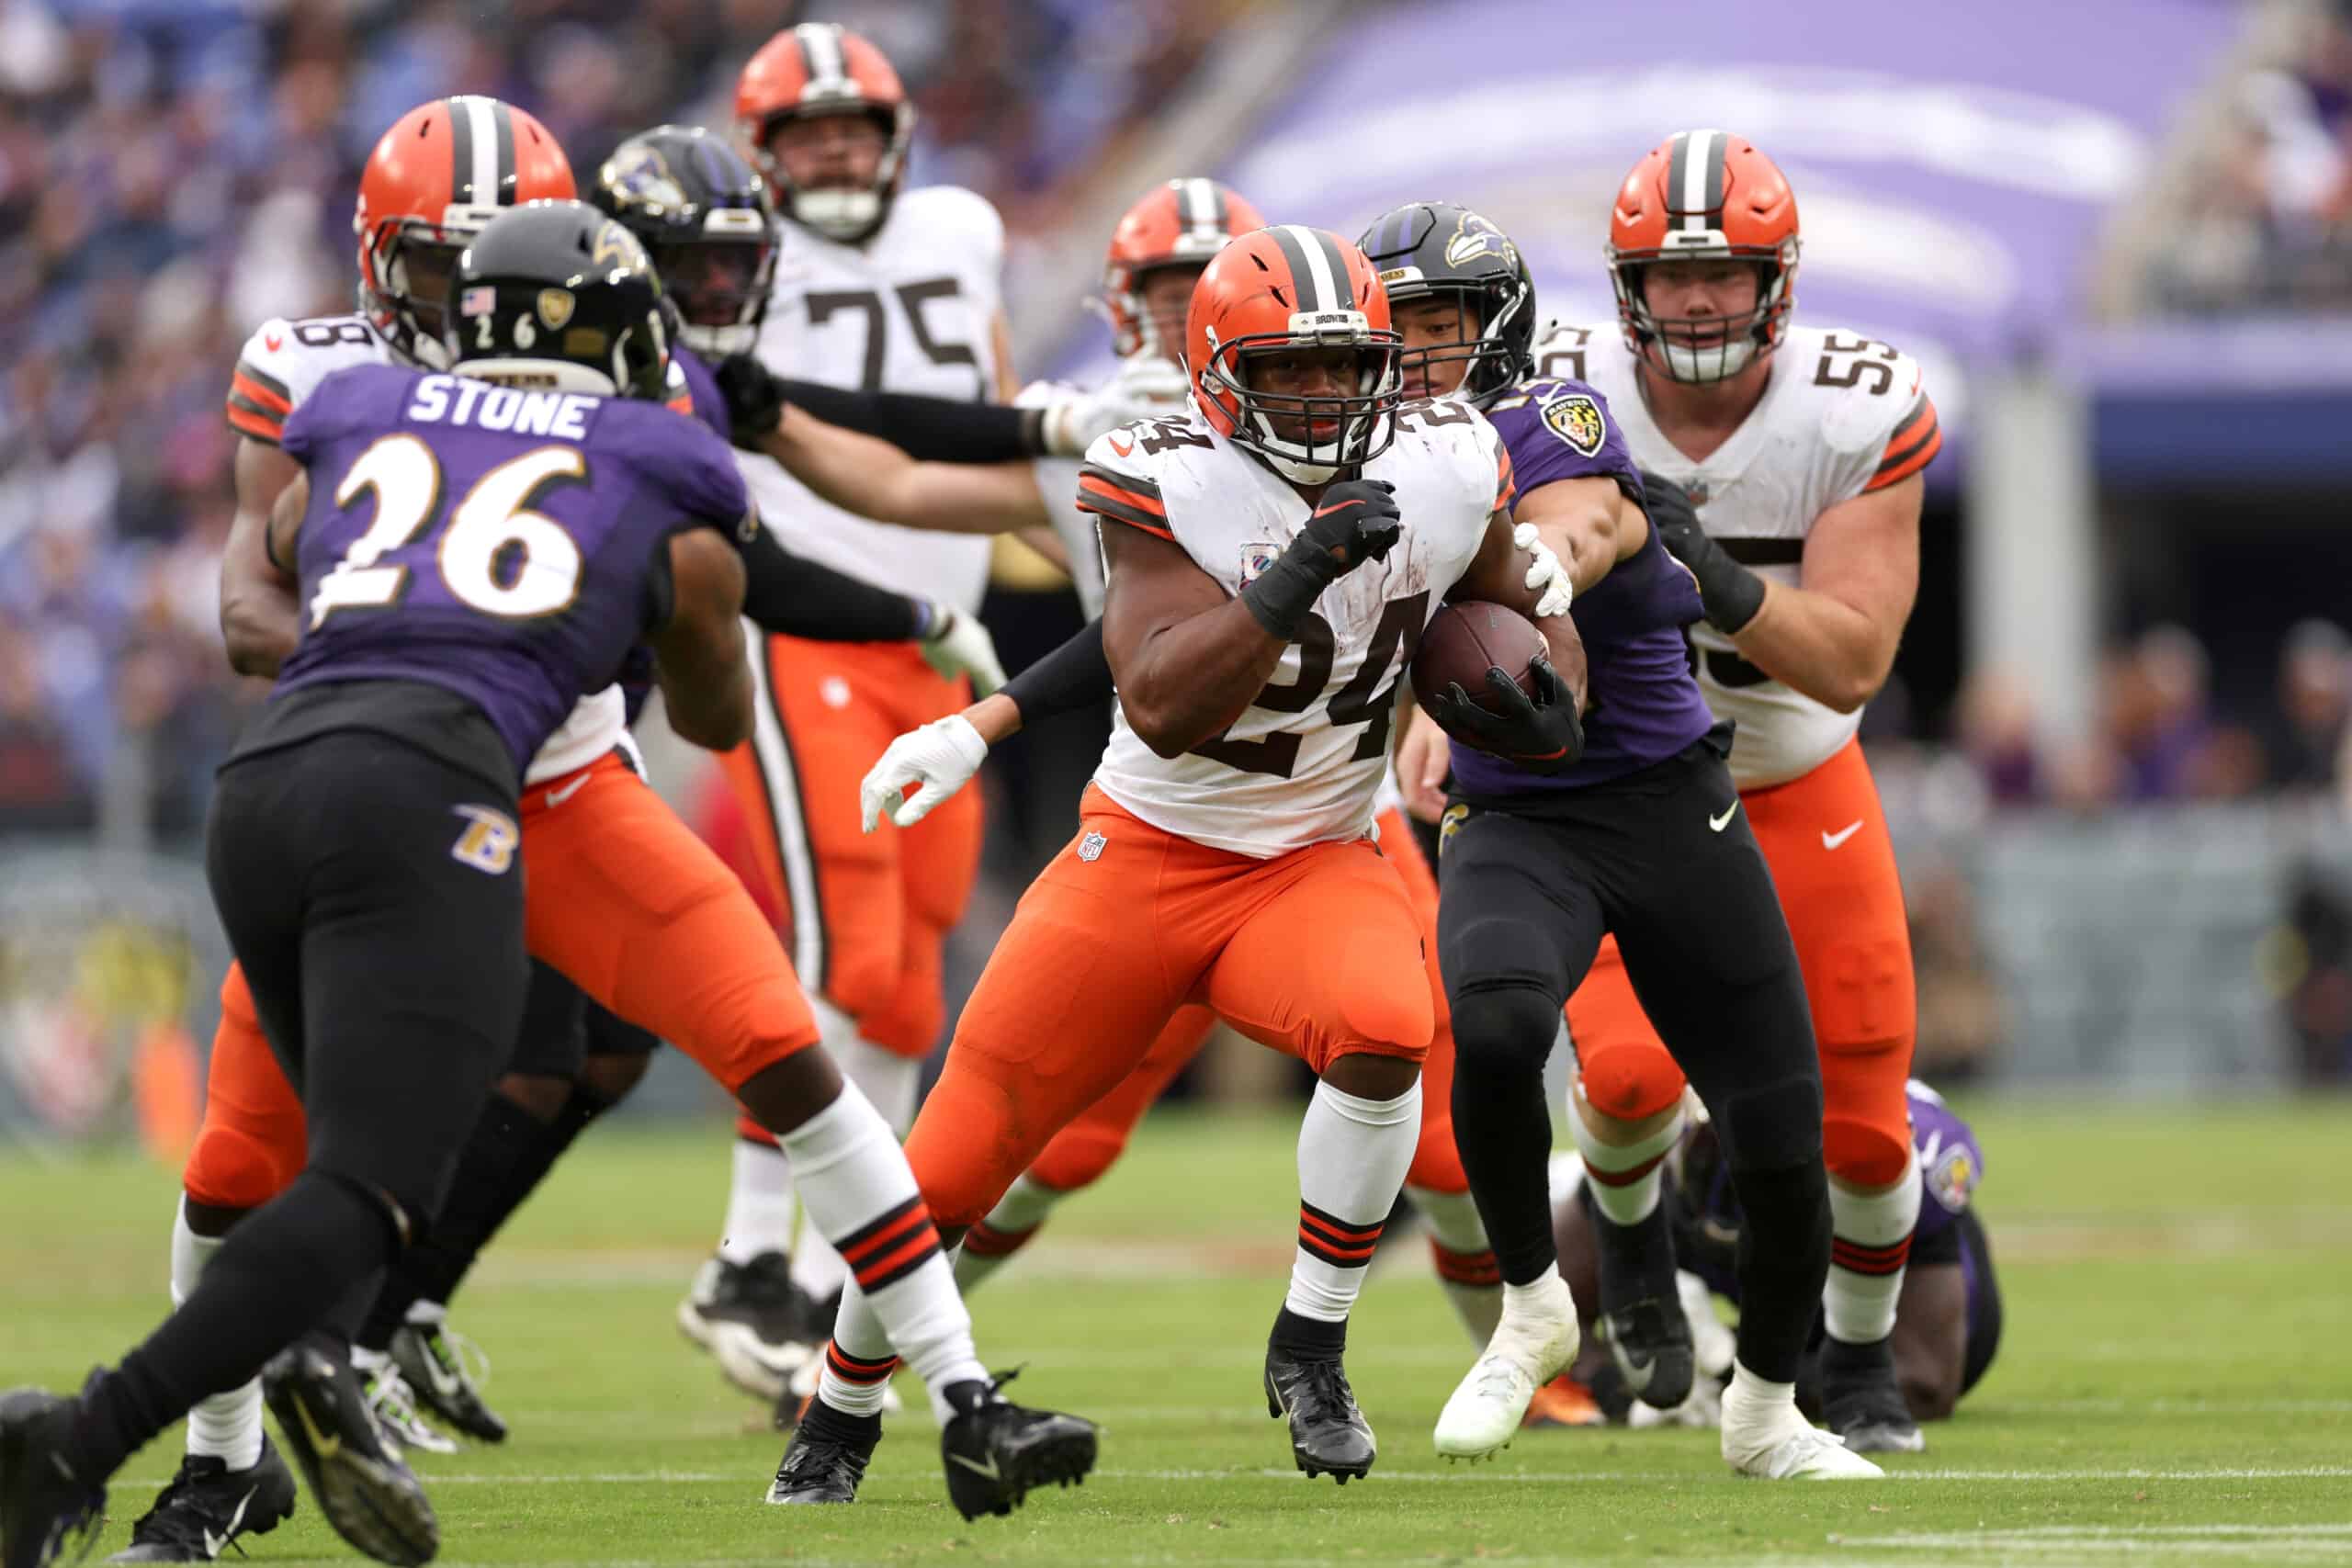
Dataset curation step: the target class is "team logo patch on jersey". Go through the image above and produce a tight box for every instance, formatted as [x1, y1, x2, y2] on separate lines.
[1078, 831, 1107, 863]
[1927, 1143, 1977, 1213]
[1682, 479, 1711, 507]
[450, 805, 520, 875]
[537, 288, 577, 331]
[1541, 392, 1606, 457]
[1238, 543, 1282, 589]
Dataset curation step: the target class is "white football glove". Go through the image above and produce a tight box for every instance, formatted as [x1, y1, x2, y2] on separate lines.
[916, 604, 1005, 695]
[1515, 521, 1572, 617]
[859, 714, 991, 832]
[1039, 356, 1192, 456]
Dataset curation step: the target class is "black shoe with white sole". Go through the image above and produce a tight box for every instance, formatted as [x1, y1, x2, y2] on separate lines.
[262, 1339, 436, 1567]
[107, 1437, 298, 1563]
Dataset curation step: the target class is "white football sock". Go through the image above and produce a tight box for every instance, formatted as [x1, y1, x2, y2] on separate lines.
[1568, 1085, 1684, 1227]
[716, 1136, 796, 1267]
[173, 1195, 265, 1471]
[1411, 1183, 1502, 1346]
[784, 1084, 982, 1424]
[1283, 1078, 1420, 1322]
[786, 1034, 922, 1303]
[1825, 1149, 1921, 1345]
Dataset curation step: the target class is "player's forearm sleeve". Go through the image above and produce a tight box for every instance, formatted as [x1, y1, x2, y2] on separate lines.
[775, 378, 1045, 463]
[738, 525, 926, 642]
[1001, 618, 1114, 725]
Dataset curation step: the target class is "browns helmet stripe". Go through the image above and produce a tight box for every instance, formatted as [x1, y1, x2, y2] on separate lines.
[1671, 128, 1727, 233]
[447, 96, 475, 204]
[796, 23, 849, 96]
[1270, 223, 1352, 313]
[490, 98, 515, 202]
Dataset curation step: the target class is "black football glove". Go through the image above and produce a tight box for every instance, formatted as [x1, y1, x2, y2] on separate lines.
[1431, 656, 1585, 774]
[1641, 469, 1764, 634]
[715, 353, 790, 449]
[1239, 480, 1402, 640]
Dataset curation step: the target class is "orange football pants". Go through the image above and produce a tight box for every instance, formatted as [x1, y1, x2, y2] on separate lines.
[718, 637, 979, 1058]
[183, 751, 820, 1210]
[904, 785, 1436, 1229]
[1025, 807, 1469, 1198]
[1565, 737, 1917, 1184]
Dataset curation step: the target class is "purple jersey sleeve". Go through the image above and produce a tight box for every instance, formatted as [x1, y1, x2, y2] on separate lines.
[672, 345, 731, 442]
[1485, 378, 1644, 501]
[1909, 1086, 1984, 1251]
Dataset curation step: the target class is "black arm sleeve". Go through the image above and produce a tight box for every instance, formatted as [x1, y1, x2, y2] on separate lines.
[738, 522, 926, 643]
[1001, 617, 1114, 725]
[776, 378, 1046, 463]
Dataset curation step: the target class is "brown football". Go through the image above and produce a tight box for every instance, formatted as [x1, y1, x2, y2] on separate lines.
[1410, 601, 1546, 744]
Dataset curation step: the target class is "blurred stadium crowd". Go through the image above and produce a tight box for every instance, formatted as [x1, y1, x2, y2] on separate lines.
[2153, 0, 2352, 313]
[0, 0, 1228, 833]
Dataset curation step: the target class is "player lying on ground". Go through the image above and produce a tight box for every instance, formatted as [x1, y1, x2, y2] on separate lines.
[1544, 1079, 2000, 1429]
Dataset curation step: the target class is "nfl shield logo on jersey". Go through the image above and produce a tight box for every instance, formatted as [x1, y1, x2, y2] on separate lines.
[1078, 831, 1107, 863]
[1541, 392, 1607, 457]
[1238, 543, 1281, 589]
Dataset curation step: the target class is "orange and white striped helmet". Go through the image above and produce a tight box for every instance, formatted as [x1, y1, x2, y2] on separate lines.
[1604, 130, 1800, 383]
[734, 23, 913, 243]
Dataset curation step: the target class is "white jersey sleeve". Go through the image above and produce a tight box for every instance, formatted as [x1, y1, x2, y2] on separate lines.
[225, 315, 391, 445]
[1083, 405, 1497, 858]
[1572, 322, 1943, 787]
[1016, 378, 1100, 615]
[743, 186, 1011, 614]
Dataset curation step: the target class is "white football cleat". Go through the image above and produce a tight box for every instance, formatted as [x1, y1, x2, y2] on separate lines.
[1433, 1273, 1579, 1459]
[1721, 1375, 1884, 1480]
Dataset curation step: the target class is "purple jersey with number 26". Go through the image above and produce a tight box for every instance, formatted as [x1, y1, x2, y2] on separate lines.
[276, 363, 750, 774]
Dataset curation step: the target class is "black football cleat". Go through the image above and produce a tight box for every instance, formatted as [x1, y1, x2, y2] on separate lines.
[678, 1254, 823, 1403]
[0, 1388, 105, 1568]
[107, 1437, 297, 1562]
[387, 1324, 505, 1446]
[262, 1339, 437, 1567]
[763, 1404, 879, 1506]
[939, 1374, 1097, 1520]
[1594, 1296, 1696, 1411]
[1263, 1347, 1375, 1483]
[1819, 1334, 1926, 1454]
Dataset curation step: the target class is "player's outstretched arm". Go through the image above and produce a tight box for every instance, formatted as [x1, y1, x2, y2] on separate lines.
[1518, 475, 1646, 598]
[766, 410, 1048, 536]
[717, 353, 1043, 464]
[220, 437, 304, 676]
[650, 528, 752, 750]
[859, 619, 1114, 832]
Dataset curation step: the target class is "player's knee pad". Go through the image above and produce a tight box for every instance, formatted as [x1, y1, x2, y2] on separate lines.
[1446, 982, 1559, 1078]
[183, 1121, 301, 1212]
[1809, 934, 1915, 1057]
[1714, 1068, 1826, 1175]
[1028, 1123, 1128, 1194]
[1577, 1040, 1688, 1122]
[854, 974, 944, 1060]
[1330, 976, 1435, 1067]
[1822, 1112, 1912, 1188]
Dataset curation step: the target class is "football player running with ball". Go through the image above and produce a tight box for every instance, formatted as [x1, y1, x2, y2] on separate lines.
[1379, 199, 1882, 1480]
[1533, 130, 1942, 1454]
[772, 225, 1577, 1499]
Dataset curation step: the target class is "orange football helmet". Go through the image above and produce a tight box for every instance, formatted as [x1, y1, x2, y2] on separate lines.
[734, 23, 912, 243]
[1604, 130, 1800, 384]
[353, 96, 575, 367]
[1185, 225, 1401, 485]
[1101, 178, 1266, 359]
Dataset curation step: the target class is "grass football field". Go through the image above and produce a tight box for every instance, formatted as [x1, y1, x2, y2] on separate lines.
[6, 1099, 2350, 1566]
